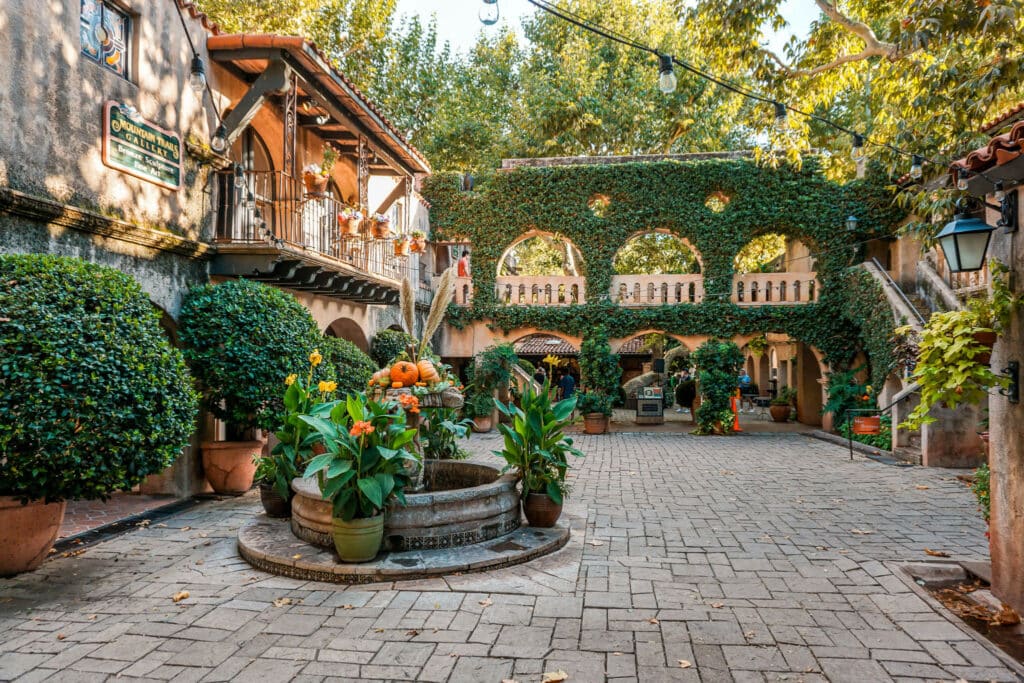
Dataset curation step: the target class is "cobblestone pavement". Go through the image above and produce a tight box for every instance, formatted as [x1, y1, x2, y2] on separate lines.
[60, 494, 178, 538]
[1, 433, 1020, 682]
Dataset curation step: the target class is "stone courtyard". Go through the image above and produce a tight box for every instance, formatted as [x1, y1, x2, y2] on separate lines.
[0, 432, 1018, 683]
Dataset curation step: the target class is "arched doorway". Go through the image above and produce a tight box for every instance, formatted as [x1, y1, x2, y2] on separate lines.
[797, 343, 824, 426]
[326, 317, 369, 352]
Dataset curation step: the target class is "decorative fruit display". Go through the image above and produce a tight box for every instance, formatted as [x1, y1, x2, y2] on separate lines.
[389, 361, 420, 388]
[417, 359, 440, 384]
[372, 368, 391, 387]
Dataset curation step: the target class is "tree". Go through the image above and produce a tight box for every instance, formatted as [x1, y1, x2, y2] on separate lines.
[613, 233, 699, 274]
[734, 234, 787, 274]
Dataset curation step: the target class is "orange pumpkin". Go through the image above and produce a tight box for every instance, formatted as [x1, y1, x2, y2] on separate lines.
[391, 381, 403, 389]
[415, 381, 427, 387]
[416, 359, 440, 384]
[390, 361, 419, 387]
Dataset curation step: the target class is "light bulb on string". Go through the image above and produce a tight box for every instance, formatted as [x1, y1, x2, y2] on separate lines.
[994, 180, 1006, 201]
[210, 123, 228, 154]
[233, 163, 245, 189]
[850, 133, 865, 163]
[479, 0, 499, 26]
[657, 54, 677, 95]
[957, 172, 971, 192]
[773, 102, 787, 133]
[189, 55, 207, 94]
[909, 155, 924, 180]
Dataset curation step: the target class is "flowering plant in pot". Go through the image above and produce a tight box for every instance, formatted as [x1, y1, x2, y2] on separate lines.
[464, 391, 495, 432]
[302, 146, 337, 194]
[410, 230, 427, 252]
[371, 213, 392, 239]
[493, 384, 583, 527]
[577, 390, 613, 434]
[394, 235, 411, 257]
[339, 206, 363, 236]
[179, 279, 325, 495]
[300, 393, 420, 562]
[0, 255, 198, 575]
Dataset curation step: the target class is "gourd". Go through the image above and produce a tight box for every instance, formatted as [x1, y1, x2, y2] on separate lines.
[373, 368, 391, 387]
[389, 361, 419, 387]
[417, 359, 440, 384]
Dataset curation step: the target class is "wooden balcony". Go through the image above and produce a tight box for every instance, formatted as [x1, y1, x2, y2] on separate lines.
[610, 274, 704, 306]
[732, 273, 818, 305]
[210, 170, 411, 304]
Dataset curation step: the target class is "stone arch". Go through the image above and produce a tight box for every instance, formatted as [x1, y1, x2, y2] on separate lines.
[610, 329, 702, 354]
[612, 229, 703, 274]
[497, 230, 585, 277]
[325, 317, 370, 352]
[733, 232, 817, 274]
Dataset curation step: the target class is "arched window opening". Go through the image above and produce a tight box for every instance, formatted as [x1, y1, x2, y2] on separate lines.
[499, 234, 583, 277]
[613, 232, 701, 275]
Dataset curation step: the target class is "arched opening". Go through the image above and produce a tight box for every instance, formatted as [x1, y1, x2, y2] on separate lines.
[325, 318, 370, 352]
[733, 233, 817, 304]
[219, 128, 275, 243]
[613, 232, 701, 275]
[511, 333, 580, 384]
[497, 233, 585, 305]
[797, 343, 824, 426]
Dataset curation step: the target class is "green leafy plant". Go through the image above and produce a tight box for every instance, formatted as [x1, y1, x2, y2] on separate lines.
[771, 386, 797, 407]
[0, 255, 198, 502]
[179, 279, 323, 436]
[493, 384, 583, 504]
[823, 366, 875, 428]
[748, 334, 768, 357]
[475, 343, 519, 394]
[692, 339, 745, 435]
[898, 311, 1008, 429]
[464, 392, 495, 419]
[301, 393, 420, 521]
[369, 329, 416, 367]
[578, 332, 622, 396]
[321, 336, 377, 397]
[972, 464, 991, 524]
[577, 390, 613, 417]
[420, 407, 473, 459]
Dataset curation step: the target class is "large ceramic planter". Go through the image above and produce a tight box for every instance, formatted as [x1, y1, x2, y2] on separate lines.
[523, 492, 562, 528]
[201, 440, 263, 495]
[973, 331, 997, 365]
[472, 415, 493, 433]
[769, 404, 791, 423]
[583, 413, 609, 434]
[259, 483, 291, 518]
[332, 514, 383, 562]
[0, 497, 67, 576]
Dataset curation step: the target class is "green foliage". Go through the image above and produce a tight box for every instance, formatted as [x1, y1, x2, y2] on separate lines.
[369, 329, 415, 367]
[772, 386, 797, 406]
[823, 367, 875, 428]
[843, 269, 898, 390]
[577, 390, 613, 417]
[578, 333, 622, 397]
[734, 233, 787, 274]
[501, 236, 580, 276]
[613, 233, 699, 275]
[179, 279, 322, 435]
[494, 384, 583, 504]
[838, 415, 893, 451]
[692, 339, 744, 435]
[0, 255, 198, 502]
[420, 407, 473, 460]
[301, 393, 420, 521]
[972, 464, 991, 524]
[321, 336, 376, 397]
[474, 343, 520, 394]
[900, 310, 1007, 429]
[464, 392, 495, 419]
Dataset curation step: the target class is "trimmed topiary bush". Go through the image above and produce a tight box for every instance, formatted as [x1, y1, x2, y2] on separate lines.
[178, 279, 322, 436]
[692, 339, 744, 435]
[0, 254, 198, 502]
[370, 329, 416, 367]
[321, 336, 376, 397]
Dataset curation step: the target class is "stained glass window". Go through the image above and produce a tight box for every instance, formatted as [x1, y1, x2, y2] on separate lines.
[80, 0, 130, 79]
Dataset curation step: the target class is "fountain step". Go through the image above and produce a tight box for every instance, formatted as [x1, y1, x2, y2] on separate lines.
[237, 515, 570, 584]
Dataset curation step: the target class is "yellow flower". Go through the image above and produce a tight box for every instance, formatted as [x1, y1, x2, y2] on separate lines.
[285, 374, 298, 386]
[309, 349, 323, 367]
[318, 380, 337, 393]
[542, 354, 563, 368]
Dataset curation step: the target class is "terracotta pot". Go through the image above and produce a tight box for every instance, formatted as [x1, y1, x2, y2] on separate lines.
[332, 514, 383, 562]
[769, 404, 791, 423]
[201, 440, 264, 495]
[523, 492, 562, 527]
[339, 216, 361, 237]
[0, 497, 66, 576]
[583, 413, 608, 434]
[973, 331, 997, 365]
[979, 431, 990, 459]
[371, 221, 392, 240]
[259, 483, 291, 518]
[410, 237, 426, 253]
[472, 415, 493, 433]
[303, 172, 329, 195]
[346, 217, 363, 235]
[394, 240, 411, 257]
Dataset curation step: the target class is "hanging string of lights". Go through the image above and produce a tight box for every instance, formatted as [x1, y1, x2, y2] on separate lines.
[172, 1, 230, 153]
[480, 0, 995, 190]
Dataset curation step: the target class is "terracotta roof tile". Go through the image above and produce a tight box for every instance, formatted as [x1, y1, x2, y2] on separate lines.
[982, 101, 1024, 134]
[176, 1, 221, 35]
[514, 336, 578, 356]
[950, 120, 1024, 184]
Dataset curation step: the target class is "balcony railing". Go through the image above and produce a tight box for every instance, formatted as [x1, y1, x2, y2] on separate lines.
[930, 249, 989, 295]
[610, 274, 704, 306]
[494, 276, 585, 306]
[215, 170, 411, 285]
[732, 273, 818, 305]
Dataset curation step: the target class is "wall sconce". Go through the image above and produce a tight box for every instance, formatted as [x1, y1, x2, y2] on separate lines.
[998, 360, 1019, 404]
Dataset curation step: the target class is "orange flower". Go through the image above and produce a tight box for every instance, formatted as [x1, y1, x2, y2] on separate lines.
[397, 393, 420, 414]
[349, 420, 375, 437]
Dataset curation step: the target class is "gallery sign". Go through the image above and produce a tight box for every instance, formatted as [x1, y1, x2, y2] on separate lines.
[102, 101, 182, 190]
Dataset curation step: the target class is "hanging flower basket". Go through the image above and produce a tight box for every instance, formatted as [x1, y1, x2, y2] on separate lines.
[371, 220, 392, 240]
[303, 171, 329, 195]
[394, 238, 411, 257]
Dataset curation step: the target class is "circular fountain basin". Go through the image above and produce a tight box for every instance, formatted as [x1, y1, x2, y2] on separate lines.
[290, 460, 520, 551]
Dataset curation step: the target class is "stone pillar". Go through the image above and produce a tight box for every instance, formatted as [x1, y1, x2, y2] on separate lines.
[919, 402, 985, 468]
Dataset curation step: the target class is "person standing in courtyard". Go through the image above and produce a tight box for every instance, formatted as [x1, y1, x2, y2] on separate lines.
[675, 369, 697, 423]
[457, 249, 471, 278]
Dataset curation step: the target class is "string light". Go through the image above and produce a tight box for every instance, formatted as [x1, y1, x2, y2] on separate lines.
[479, 0, 499, 26]
[909, 155, 924, 180]
[189, 55, 207, 94]
[658, 54, 677, 95]
[773, 102, 787, 133]
[210, 123, 228, 153]
[994, 180, 1006, 201]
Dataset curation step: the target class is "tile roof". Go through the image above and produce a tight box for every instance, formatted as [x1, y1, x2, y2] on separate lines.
[982, 101, 1024, 134]
[950, 120, 1024, 185]
[617, 337, 653, 355]
[514, 336, 579, 356]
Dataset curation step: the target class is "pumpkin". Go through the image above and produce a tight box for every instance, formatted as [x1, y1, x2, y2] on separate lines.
[373, 368, 392, 387]
[391, 381, 403, 389]
[415, 381, 427, 387]
[390, 361, 419, 387]
[417, 359, 440, 384]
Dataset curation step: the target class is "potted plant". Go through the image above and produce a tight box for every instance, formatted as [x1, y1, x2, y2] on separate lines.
[769, 387, 797, 423]
[179, 279, 325, 495]
[0, 255, 197, 575]
[420, 407, 473, 460]
[253, 454, 291, 518]
[303, 146, 337, 195]
[410, 230, 427, 252]
[465, 391, 495, 433]
[339, 206, 363, 237]
[577, 391, 613, 434]
[494, 384, 583, 527]
[300, 393, 420, 562]
[371, 213, 392, 239]
[748, 334, 769, 358]
[394, 235, 411, 257]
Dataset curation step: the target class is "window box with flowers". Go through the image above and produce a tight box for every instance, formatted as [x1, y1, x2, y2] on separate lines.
[370, 213, 392, 239]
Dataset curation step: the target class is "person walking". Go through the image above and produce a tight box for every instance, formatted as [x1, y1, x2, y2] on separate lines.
[533, 366, 547, 386]
[675, 370, 697, 423]
[738, 370, 754, 412]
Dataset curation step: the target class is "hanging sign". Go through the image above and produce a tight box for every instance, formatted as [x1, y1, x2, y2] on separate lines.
[852, 415, 881, 435]
[102, 101, 182, 190]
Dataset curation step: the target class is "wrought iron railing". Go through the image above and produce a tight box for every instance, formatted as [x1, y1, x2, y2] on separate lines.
[215, 170, 411, 284]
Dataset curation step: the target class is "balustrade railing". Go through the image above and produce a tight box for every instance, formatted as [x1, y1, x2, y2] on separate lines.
[732, 272, 818, 305]
[609, 274, 704, 306]
[493, 276, 585, 306]
[930, 249, 989, 294]
[215, 170, 410, 283]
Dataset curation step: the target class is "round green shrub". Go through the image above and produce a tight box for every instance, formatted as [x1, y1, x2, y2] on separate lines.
[321, 336, 376, 397]
[370, 329, 415, 367]
[692, 339, 744, 435]
[179, 279, 322, 434]
[0, 254, 198, 502]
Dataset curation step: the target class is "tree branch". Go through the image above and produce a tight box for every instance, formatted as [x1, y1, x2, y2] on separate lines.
[764, 0, 899, 78]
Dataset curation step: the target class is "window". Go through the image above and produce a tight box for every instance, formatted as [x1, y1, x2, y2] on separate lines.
[80, 0, 130, 79]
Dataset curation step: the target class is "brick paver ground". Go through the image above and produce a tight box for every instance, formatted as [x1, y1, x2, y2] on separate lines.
[1, 432, 1019, 682]
[60, 494, 179, 538]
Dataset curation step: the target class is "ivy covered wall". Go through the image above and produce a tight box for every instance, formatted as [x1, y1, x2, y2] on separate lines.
[422, 157, 905, 371]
